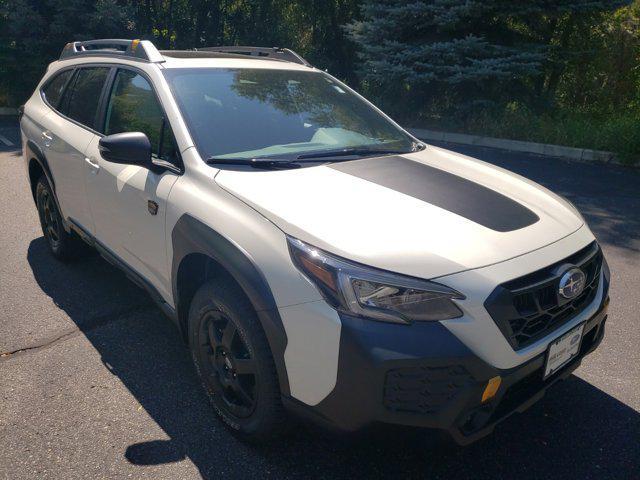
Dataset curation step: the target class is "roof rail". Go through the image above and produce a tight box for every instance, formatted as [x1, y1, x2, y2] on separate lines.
[194, 46, 311, 66]
[59, 39, 164, 63]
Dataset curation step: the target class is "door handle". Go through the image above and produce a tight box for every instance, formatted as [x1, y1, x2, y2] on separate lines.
[85, 156, 100, 173]
[41, 131, 52, 147]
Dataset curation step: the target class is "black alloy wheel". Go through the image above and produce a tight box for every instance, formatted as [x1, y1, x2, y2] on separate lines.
[37, 183, 62, 251]
[188, 280, 286, 441]
[198, 309, 258, 418]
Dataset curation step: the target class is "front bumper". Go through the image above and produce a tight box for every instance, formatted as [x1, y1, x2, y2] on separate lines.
[283, 294, 609, 445]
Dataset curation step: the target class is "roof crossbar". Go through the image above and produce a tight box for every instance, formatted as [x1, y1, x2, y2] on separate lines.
[59, 39, 164, 63]
[195, 46, 311, 66]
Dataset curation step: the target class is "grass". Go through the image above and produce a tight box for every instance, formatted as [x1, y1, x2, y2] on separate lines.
[415, 106, 640, 166]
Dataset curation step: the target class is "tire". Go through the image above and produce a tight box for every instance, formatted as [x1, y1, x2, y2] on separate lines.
[35, 175, 88, 261]
[188, 280, 287, 442]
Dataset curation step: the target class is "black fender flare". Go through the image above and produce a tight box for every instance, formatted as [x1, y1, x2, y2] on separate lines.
[26, 139, 56, 197]
[26, 140, 69, 230]
[171, 214, 290, 396]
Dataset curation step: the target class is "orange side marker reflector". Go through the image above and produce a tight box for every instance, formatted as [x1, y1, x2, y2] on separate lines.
[482, 376, 502, 403]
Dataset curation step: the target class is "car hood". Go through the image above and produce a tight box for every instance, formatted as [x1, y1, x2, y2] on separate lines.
[215, 146, 583, 279]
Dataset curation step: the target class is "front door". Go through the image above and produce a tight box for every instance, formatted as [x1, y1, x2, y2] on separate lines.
[85, 68, 181, 301]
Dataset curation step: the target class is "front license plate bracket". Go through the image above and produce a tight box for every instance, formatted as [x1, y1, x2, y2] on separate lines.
[543, 323, 585, 379]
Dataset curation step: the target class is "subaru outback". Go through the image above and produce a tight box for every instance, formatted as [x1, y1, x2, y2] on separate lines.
[20, 39, 610, 444]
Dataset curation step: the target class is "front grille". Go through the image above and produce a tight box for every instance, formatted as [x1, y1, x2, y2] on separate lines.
[383, 365, 474, 415]
[485, 241, 603, 350]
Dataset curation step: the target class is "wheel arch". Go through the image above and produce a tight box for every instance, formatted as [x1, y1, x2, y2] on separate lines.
[171, 214, 290, 396]
[26, 140, 55, 203]
[26, 140, 71, 234]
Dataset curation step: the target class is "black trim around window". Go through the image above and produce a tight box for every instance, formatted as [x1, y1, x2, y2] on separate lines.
[40, 64, 113, 137]
[101, 65, 183, 172]
[40, 65, 73, 114]
[69, 66, 113, 131]
[57, 68, 77, 116]
[95, 67, 118, 134]
[41, 68, 75, 111]
[39, 62, 183, 173]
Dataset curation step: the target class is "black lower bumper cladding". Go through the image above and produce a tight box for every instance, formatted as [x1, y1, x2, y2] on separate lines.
[283, 291, 609, 446]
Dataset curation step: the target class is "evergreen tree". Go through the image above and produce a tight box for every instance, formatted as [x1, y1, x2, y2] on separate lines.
[345, 0, 630, 121]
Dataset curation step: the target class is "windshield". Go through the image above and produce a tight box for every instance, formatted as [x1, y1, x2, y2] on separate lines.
[163, 68, 415, 161]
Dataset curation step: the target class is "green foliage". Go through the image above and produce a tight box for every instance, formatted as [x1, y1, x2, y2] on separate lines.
[346, 0, 629, 119]
[0, 0, 359, 106]
[0, 0, 134, 105]
[0, 0, 639, 163]
[458, 105, 640, 165]
[552, 2, 640, 114]
[346, 0, 640, 163]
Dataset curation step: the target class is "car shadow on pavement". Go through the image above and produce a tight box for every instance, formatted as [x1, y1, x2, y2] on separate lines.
[27, 237, 640, 479]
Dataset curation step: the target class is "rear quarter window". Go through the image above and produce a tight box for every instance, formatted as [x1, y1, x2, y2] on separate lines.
[41, 70, 74, 110]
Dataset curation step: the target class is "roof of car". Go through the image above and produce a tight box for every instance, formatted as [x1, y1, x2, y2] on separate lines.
[57, 39, 315, 71]
[159, 55, 315, 71]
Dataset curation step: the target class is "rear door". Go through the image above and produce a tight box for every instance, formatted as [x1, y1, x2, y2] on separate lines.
[42, 66, 112, 234]
[21, 68, 73, 179]
[84, 67, 181, 300]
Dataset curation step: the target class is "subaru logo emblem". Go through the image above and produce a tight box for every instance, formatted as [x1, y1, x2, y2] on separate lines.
[558, 268, 586, 299]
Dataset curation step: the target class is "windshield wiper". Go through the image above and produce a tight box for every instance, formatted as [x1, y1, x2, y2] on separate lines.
[296, 143, 425, 160]
[206, 157, 302, 169]
[295, 148, 403, 160]
[206, 143, 427, 168]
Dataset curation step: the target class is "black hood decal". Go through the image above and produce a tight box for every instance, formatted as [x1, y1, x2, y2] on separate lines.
[329, 156, 539, 232]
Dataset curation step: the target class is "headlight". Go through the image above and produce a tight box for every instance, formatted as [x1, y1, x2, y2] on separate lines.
[288, 237, 464, 324]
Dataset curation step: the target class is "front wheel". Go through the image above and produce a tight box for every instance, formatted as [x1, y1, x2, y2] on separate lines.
[188, 280, 287, 442]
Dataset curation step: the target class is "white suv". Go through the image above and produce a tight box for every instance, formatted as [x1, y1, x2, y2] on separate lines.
[20, 39, 610, 444]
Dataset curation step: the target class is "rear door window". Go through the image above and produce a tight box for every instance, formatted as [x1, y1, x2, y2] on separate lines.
[42, 70, 74, 110]
[64, 67, 110, 130]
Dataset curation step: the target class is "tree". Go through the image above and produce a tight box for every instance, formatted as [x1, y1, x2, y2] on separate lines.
[0, 0, 363, 106]
[345, 0, 629, 122]
[550, 2, 640, 113]
[0, 0, 135, 105]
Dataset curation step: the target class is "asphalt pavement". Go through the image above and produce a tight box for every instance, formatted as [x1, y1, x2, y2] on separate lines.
[1, 125, 639, 479]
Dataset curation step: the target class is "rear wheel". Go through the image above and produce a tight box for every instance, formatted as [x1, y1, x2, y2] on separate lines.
[188, 280, 287, 442]
[35, 176, 87, 261]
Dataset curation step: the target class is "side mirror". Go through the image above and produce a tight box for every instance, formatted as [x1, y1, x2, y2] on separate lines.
[99, 132, 152, 167]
